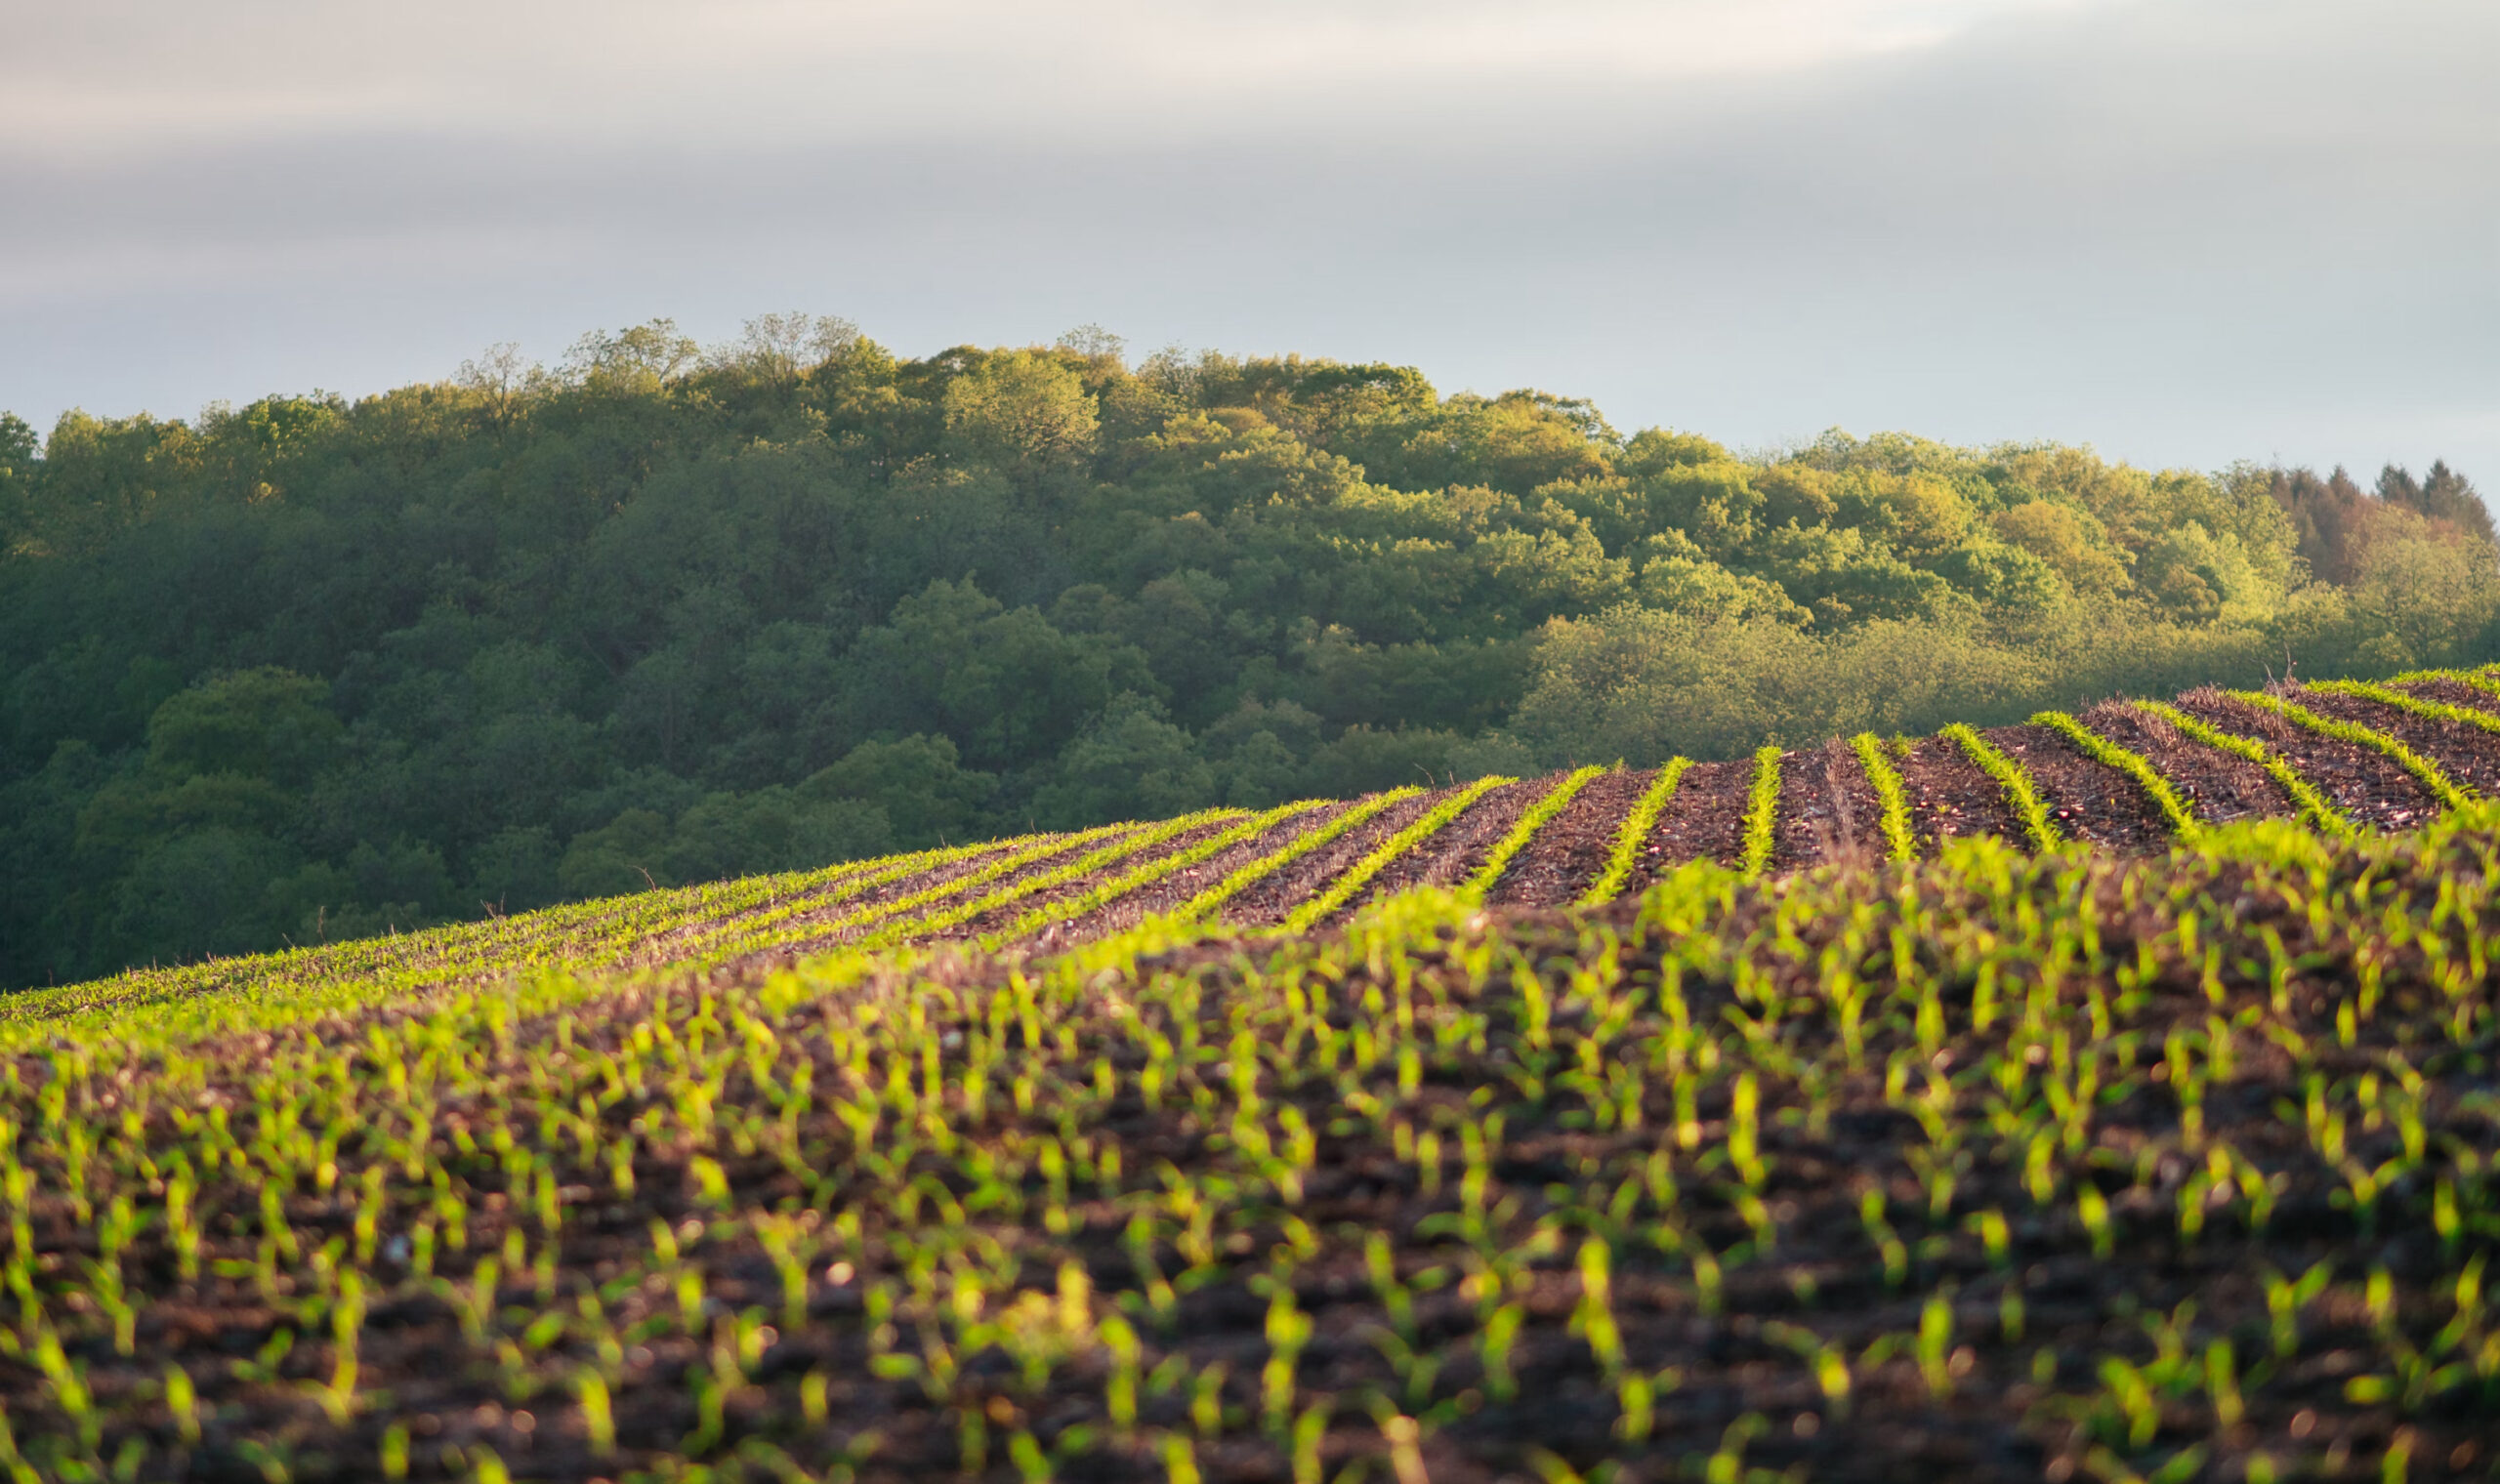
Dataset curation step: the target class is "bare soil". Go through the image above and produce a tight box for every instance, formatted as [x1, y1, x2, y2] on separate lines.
[1219, 788, 1445, 928]
[1645, 758, 1751, 871]
[1986, 722, 2178, 852]
[1771, 739, 1884, 873]
[624, 838, 1034, 970]
[2404, 677, 2500, 720]
[2086, 700, 2292, 826]
[1359, 776, 1545, 899]
[1486, 766, 1655, 908]
[2171, 688, 2442, 831]
[922, 813, 1259, 943]
[2290, 683, 2500, 797]
[56, 822, 2500, 1484]
[1032, 801, 1369, 947]
[746, 830, 1158, 962]
[1896, 737, 2024, 851]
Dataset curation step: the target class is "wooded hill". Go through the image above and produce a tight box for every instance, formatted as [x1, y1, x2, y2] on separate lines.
[1, 317, 2491, 986]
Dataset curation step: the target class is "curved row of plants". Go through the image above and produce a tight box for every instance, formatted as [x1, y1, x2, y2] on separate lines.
[22, 669, 2500, 1021]
[11, 794, 2500, 1483]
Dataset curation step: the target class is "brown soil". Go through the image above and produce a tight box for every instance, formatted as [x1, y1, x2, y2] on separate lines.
[1645, 758, 1752, 871]
[1027, 801, 1368, 947]
[1487, 767, 1653, 908]
[2088, 700, 2291, 826]
[739, 829, 1150, 961]
[649, 836, 1025, 955]
[1985, 722, 2178, 852]
[2290, 683, 2500, 797]
[1771, 739, 1883, 872]
[1896, 736, 2024, 852]
[2170, 688, 2441, 830]
[1359, 776, 1545, 899]
[2405, 676, 2500, 719]
[921, 813, 1257, 943]
[1219, 788, 1444, 927]
[59, 827, 2500, 1484]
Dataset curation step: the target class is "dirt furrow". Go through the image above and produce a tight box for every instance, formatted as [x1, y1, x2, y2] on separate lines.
[1989, 721, 2178, 851]
[2095, 701, 2292, 827]
[1646, 758, 1751, 871]
[1360, 777, 1544, 899]
[1218, 788, 1445, 928]
[1771, 739, 1882, 873]
[2292, 684, 2500, 798]
[1021, 800, 1364, 947]
[1897, 735, 2024, 851]
[920, 813, 1261, 944]
[2172, 688, 2440, 831]
[2404, 677, 2500, 719]
[724, 828, 1150, 962]
[1489, 766, 1655, 908]
[640, 840, 1024, 963]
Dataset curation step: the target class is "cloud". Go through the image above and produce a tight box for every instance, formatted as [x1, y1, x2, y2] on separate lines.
[1, 0, 2492, 482]
[4, 1, 2112, 154]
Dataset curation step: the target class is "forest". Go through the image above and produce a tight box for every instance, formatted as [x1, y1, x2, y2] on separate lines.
[2, 315, 2492, 987]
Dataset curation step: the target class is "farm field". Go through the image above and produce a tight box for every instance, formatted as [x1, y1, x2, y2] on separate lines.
[17, 668, 2500, 1032]
[5, 671, 2500, 1481]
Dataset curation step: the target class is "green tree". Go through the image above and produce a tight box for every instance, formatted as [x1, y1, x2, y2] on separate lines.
[561, 319, 701, 390]
[0, 321, 2490, 986]
[840, 579, 1152, 770]
[144, 669, 342, 785]
[0, 412, 36, 550]
[801, 734, 998, 848]
[109, 828, 298, 965]
[943, 350, 1101, 483]
[1031, 694, 1216, 827]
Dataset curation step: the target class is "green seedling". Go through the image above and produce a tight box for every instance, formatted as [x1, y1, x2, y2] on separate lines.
[1739, 745, 1784, 877]
[1853, 732, 1918, 862]
[2029, 712, 2200, 840]
[1463, 766, 1605, 903]
[1579, 759, 1691, 905]
[1942, 723, 2060, 848]
[2138, 701, 2353, 836]
[1283, 775, 1514, 932]
[2229, 689, 2471, 811]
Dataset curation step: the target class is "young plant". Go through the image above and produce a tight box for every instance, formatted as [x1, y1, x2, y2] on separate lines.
[1281, 775, 1513, 932]
[2228, 690, 2472, 811]
[1941, 723, 2062, 848]
[1577, 759, 1690, 906]
[1460, 767, 1604, 904]
[2029, 712, 2201, 840]
[1740, 745, 1782, 878]
[1852, 732, 1918, 862]
[1166, 789, 1422, 926]
[2137, 700, 2353, 836]
[2313, 678, 2500, 743]
[988, 799, 1335, 946]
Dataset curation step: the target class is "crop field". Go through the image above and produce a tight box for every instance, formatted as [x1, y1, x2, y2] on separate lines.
[24, 668, 2500, 1032]
[7, 671, 2500, 1482]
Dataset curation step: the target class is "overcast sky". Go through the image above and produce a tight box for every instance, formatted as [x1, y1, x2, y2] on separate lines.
[5, 0, 2494, 482]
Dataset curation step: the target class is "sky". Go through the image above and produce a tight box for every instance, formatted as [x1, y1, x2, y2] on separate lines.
[4, 0, 2494, 482]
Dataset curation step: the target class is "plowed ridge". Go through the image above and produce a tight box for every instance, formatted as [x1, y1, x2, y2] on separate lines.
[23, 668, 2500, 1018]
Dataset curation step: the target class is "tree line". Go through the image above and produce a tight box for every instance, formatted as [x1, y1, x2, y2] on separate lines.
[2, 315, 2492, 985]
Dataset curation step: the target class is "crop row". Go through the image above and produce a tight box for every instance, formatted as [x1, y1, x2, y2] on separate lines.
[24, 669, 2500, 1029]
[1926, 672, 2499, 861]
[7, 783, 2500, 1481]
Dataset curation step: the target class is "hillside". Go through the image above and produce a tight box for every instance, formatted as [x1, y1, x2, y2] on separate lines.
[21, 668, 2500, 1029]
[2, 673, 2499, 1481]
[5, 327, 2494, 990]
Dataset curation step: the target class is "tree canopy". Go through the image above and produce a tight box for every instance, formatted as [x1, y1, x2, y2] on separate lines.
[3, 316, 2492, 986]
